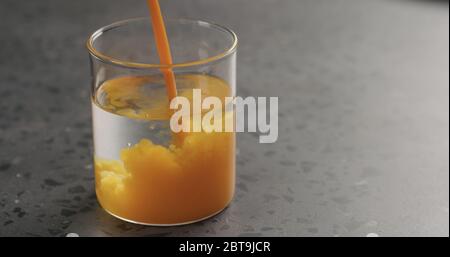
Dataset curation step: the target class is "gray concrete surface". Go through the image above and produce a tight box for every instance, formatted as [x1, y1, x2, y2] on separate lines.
[0, 0, 448, 236]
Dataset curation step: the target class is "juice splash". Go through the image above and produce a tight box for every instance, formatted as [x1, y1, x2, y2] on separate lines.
[93, 74, 235, 224]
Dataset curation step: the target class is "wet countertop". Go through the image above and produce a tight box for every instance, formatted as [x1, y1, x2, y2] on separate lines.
[0, 0, 448, 237]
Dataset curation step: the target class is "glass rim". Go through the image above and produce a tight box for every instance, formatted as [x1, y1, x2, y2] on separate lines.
[86, 17, 238, 69]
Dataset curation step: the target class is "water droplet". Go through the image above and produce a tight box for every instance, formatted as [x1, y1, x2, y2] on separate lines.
[16, 173, 22, 178]
[366, 233, 379, 237]
[14, 199, 20, 204]
[66, 233, 79, 237]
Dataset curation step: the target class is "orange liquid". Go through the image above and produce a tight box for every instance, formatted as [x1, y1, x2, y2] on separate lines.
[94, 74, 235, 225]
[147, 0, 177, 101]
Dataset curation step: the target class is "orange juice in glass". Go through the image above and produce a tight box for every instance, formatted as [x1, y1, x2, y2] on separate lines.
[86, 17, 237, 225]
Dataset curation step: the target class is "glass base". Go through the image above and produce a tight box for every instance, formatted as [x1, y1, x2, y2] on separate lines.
[102, 205, 230, 227]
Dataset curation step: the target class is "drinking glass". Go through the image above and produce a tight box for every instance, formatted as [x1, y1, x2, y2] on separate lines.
[87, 17, 237, 225]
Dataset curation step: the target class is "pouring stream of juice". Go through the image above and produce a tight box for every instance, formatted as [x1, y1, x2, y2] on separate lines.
[147, 0, 184, 144]
[147, 0, 177, 101]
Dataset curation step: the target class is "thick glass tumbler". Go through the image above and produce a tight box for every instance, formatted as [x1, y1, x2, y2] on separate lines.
[87, 18, 237, 225]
